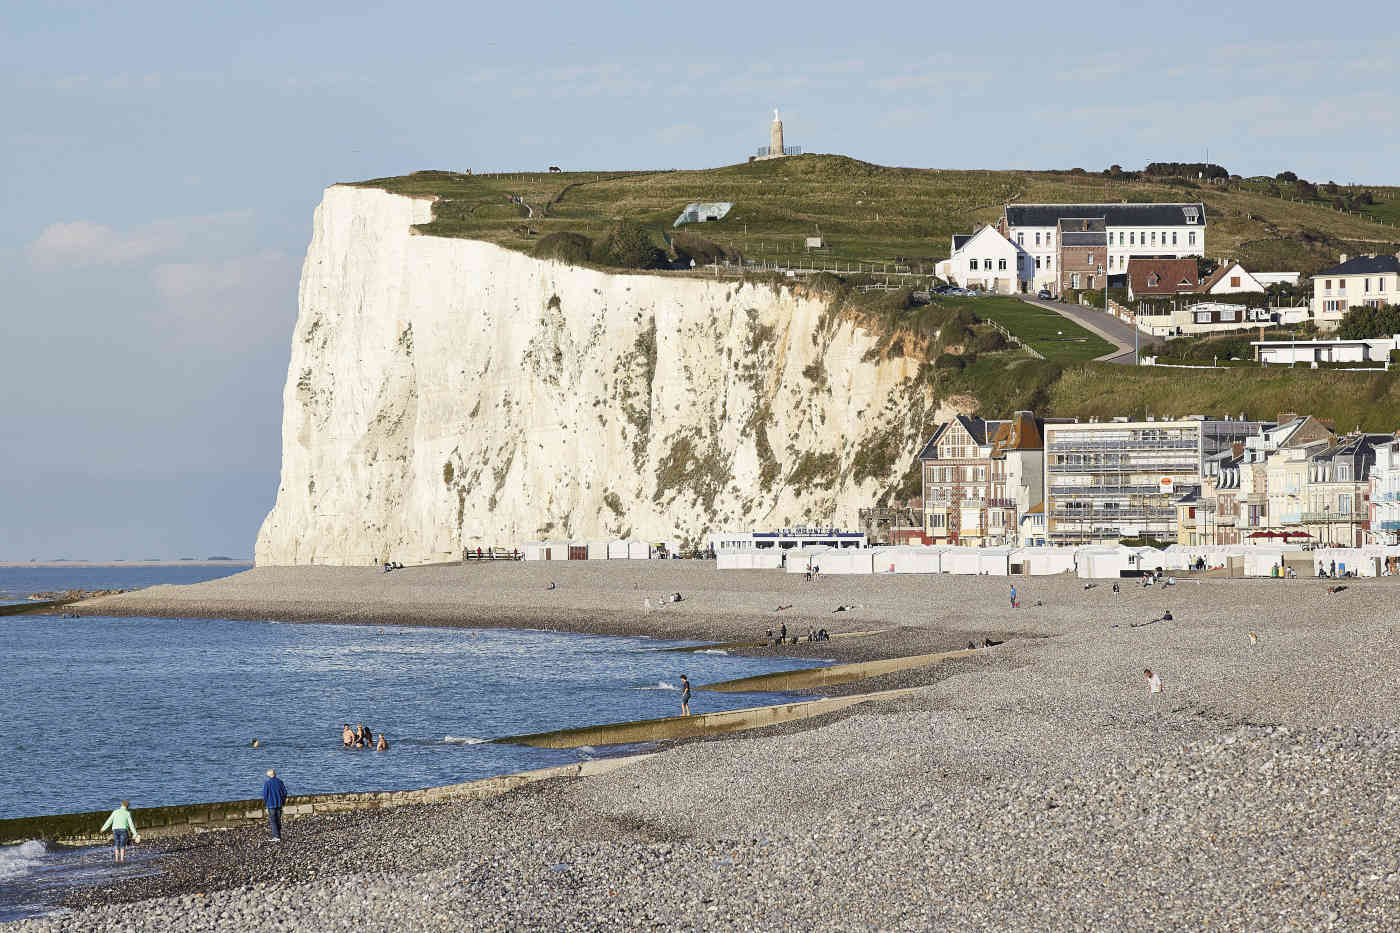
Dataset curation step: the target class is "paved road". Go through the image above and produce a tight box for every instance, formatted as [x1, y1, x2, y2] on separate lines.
[1020, 297, 1162, 365]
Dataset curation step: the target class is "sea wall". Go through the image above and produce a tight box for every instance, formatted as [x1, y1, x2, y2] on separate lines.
[255, 186, 937, 565]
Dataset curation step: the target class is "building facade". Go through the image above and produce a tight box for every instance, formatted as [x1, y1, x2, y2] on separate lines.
[918, 412, 1051, 545]
[1370, 437, 1400, 545]
[1302, 435, 1386, 548]
[1000, 202, 1207, 292]
[1043, 417, 1267, 543]
[1056, 218, 1107, 292]
[1310, 253, 1400, 318]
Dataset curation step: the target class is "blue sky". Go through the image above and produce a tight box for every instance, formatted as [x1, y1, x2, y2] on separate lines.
[3, 1, 1397, 559]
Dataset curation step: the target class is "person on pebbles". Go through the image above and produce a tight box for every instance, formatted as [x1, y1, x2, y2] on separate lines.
[262, 768, 288, 842]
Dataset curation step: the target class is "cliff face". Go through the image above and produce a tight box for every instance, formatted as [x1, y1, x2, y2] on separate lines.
[255, 186, 938, 565]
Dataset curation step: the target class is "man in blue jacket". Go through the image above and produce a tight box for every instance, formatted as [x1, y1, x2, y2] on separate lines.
[262, 768, 288, 842]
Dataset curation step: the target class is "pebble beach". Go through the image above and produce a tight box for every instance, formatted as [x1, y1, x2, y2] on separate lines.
[17, 563, 1400, 930]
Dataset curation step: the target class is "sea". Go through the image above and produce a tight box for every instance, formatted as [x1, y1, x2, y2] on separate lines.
[0, 564, 825, 921]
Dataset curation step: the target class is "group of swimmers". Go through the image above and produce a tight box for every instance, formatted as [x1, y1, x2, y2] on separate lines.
[342, 722, 388, 751]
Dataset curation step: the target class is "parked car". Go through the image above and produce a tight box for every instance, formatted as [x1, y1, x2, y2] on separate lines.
[1037, 288, 1052, 300]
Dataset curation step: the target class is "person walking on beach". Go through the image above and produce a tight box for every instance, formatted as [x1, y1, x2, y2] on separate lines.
[680, 674, 692, 716]
[262, 768, 288, 842]
[100, 800, 139, 863]
[1144, 668, 1164, 715]
[1009, 584, 1017, 609]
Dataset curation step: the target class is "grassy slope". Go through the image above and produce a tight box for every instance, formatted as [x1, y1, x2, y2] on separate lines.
[949, 297, 1115, 362]
[353, 155, 1400, 276]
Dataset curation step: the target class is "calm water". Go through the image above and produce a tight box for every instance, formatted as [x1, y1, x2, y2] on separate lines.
[0, 563, 250, 605]
[0, 566, 823, 920]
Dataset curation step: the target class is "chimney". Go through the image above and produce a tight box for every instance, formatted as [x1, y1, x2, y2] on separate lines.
[1278, 412, 1297, 425]
[1339, 253, 1348, 263]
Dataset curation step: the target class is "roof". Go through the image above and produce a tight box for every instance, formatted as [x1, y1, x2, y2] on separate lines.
[952, 234, 972, 252]
[1128, 258, 1200, 296]
[1062, 232, 1106, 247]
[990, 411, 1046, 456]
[1316, 254, 1400, 276]
[1199, 262, 1261, 293]
[917, 416, 1006, 459]
[1007, 202, 1207, 228]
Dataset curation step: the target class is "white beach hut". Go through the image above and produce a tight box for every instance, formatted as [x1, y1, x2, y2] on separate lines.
[607, 540, 630, 560]
[813, 549, 874, 575]
[1076, 546, 1130, 579]
[783, 546, 831, 575]
[521, 541, 550, 561]
[626, 541, 652, 560]
[940, 547, 981, 576]
[977, 547, 1013, 576]
[1012, 547, 1077, 576]
[586, 541, 609, 560]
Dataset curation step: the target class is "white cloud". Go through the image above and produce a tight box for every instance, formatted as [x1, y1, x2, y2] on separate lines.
[28, 211, 255, 266]
[151, 250, 298, 315]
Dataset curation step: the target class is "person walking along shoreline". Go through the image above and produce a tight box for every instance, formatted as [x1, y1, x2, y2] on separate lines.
[100, 800, 139, 862]
[262, 768, 288, 842]
[680, 674, 692, 716]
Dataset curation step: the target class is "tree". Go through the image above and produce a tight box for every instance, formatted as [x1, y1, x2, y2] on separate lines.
[1197, 257, 1219, 279]
[1275, 171, 1298, 183]
[1337, 304, 1400, 340]
[592, 220, 666, 269]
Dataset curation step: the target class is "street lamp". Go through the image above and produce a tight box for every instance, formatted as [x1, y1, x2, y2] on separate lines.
[1323, 503, 1330, 548]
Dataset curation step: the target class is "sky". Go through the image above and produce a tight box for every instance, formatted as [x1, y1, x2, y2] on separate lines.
[3, 1, 1397, 559]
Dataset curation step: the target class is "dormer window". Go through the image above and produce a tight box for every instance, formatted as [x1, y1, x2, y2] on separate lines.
[1147, 273, 1159, 287]
[1184, 206, 1200, 224]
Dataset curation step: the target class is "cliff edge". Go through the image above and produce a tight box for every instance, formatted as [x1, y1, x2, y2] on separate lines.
[255, 185, 939, 565]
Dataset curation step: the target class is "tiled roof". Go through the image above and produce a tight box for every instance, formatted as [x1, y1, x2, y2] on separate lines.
[1128, 258, 1199, 295]
[1008, 202, 1207, 228]
[1317, 254, 1400, 276]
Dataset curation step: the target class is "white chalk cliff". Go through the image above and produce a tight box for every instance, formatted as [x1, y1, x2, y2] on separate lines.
[255, 185, 938, 565]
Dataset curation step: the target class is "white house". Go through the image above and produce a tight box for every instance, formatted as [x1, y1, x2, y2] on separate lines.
[935, 225, 1033, 295]
[1369, 438, 1400, 545]
[1200, 262, 1266, 295]
[1251, 335, 1400, 367]
[1254, 272, 1301, 288]
[1311, 253, 1400, 320]
[1001, 202, 1207, 292]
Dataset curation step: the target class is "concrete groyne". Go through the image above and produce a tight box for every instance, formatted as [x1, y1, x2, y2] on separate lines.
[494, 687, 925, 749]
[0, 755, 651, 847]
[699, 647, 979, 692]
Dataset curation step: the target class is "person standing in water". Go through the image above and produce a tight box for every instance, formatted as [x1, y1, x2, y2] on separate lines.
[376, 733, 388, 752]
[680, 674, 692, 716]
[100, 800, 140, 863]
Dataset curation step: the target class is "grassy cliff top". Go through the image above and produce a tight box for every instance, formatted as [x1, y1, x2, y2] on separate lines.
[351, 155, 1400, 276]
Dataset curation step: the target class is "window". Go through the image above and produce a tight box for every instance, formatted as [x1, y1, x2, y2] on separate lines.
[1220, 308, 1237, 322]
[1184, 206, 1199, 224]
[1086, 253, 1094, 265]
[1340, 279, 1347, 290]
[1035, 232, 1041, 246]
[1150, 232, 1157, 246]
[1047, 233, 1054, 247]
[1188, 231, 1197, 246]
[1017, 233, 1024, 245]
[1325, 279, 1332, 290]
[1118, 231, 1125, 245]
[1047, 257, 1053, 271]
[1364, 278, 1371, 293]
[1148, 273, 1159, 287]
[1035, 256, 1041, 269]
[1129, 232, 1135, 245]
[1338, 495, 1351, 514]
[998, 258, 1007, 270]
[1230, 276, 1241, 288]
[1172, 231, 1178, 246]
[1071, 273, 1080, 289]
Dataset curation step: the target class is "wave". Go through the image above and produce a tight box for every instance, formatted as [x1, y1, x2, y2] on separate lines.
[0, 840, 49, 882]
[442, 736, 488, 745]
[698, 649, 729, 655]
[639, 681, 680, 691]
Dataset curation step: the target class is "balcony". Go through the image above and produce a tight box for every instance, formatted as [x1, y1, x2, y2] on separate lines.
[1302, 512, 1355, 523]
[1278, 513, 1302, 525]
[1381, 520, 1400, 531]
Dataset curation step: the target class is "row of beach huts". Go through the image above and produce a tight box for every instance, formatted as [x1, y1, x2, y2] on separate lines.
[719, 543, 1400, 579]
[521, 540, 681, 561]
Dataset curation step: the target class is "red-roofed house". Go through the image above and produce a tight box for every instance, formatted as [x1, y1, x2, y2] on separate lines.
[1127, 258, 1200, 300]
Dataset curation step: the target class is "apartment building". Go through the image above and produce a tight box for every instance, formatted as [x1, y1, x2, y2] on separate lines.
[1310, 253, 1400, 318]
[1302, 435, 1388, 547]
[918, 411, 1051, 545]
[1235, 416, 1334, 539]
[1043, 416, 1266, 543]
[1000, 202, 1207, 292]
[1370, 436, 1400, 545]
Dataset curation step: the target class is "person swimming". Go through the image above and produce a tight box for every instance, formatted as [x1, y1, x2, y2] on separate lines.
[376, 734, 388, 752]
[342, 723, 355, 747]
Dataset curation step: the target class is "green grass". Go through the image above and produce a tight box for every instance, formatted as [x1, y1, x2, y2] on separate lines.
[944, 297, 1116, 363]
[349, 156, 1400, 275]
